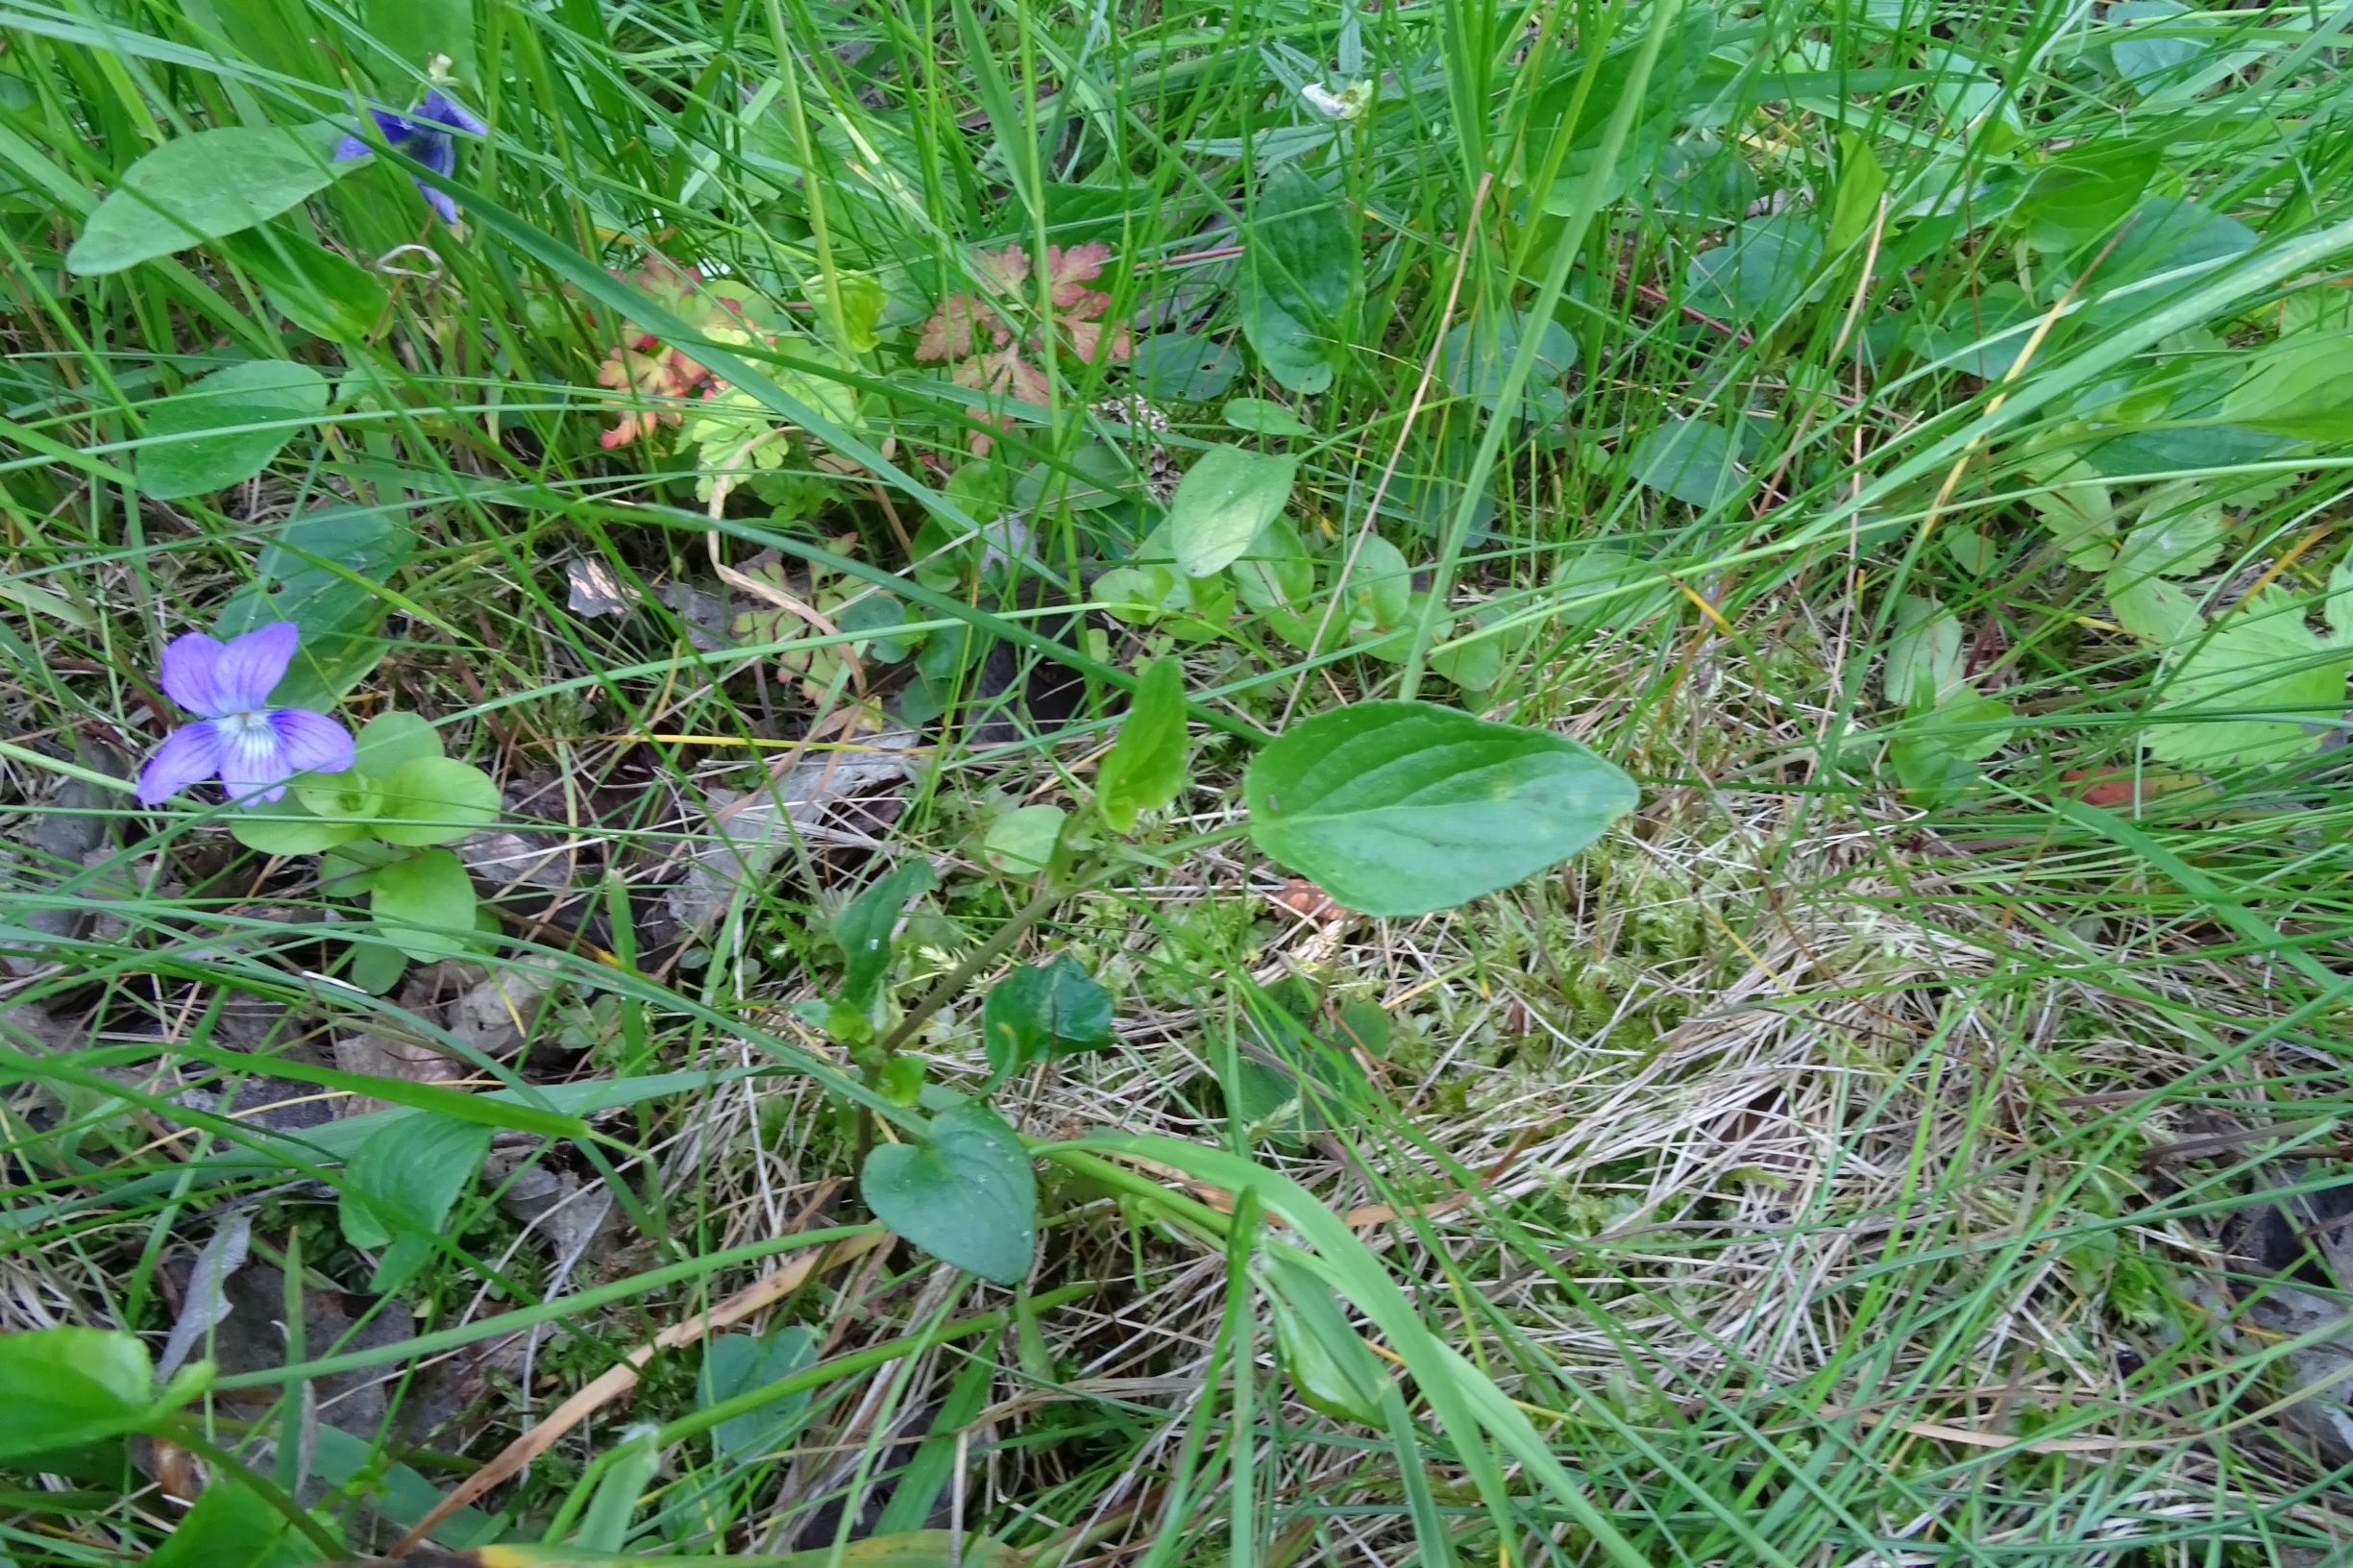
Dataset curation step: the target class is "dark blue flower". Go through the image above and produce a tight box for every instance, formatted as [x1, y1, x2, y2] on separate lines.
[332, 88, 487, 224]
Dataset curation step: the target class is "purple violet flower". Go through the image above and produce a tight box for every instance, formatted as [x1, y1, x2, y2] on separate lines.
[332, 88, 487, 225]
[136, 622, 355, 806]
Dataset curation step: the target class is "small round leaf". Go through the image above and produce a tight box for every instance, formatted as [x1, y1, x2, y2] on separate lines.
[375, 756, 501, 846]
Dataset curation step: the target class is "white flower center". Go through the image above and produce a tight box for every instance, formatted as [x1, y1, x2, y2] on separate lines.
[218, 709, 272, 740]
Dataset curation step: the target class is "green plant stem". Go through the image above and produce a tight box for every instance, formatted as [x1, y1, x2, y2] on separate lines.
[162, 1423, 346, 1557]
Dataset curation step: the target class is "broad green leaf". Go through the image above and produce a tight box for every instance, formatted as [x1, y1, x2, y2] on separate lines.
[1167, 445, 1298, 578]
[1237, 163, 1358, 394]
[1627, 420, 1743, 509]
[701, 1325, 818, 1460]
[374, 756, 502, 846]
[353, 710, 444, 775]
[2223, 332, 2353, 442]
[1244, 702, 1640, 917]
[1888, 687, 2014, 804]
[1221, 397, 1314, 436]
[144, 1472, 312, 1568]
[370, 846, 478, 960]
[1911, 282, 2042, 380]
[981, 804, 1066, 875]
[1884, 594, 1965, 710]
[340, 1115, 488, 1241]
[2108, 0, 2199, 89]
[1436, 311, 1577, 421]
[2112, 481, 2228, 581]
[364, 0, 476, 78]
[981, 953, 1114, 1076]
[2018, 453, 2119, 569]
[296, 772, 381, 822]
[861, 1102, 1037, 1285]
[1430, 627, 1505, 693]
[834, 859, 937, 1012]
[228, 792, 369, 854]
[220, 227, 389, 342]
[67, 126, 344, 274]
[1095, 656, 1189, 832]
[2327, 555, 2353, 650]
[213, 503, 415, 707]
[1342, 532, 1414, 632]
[1133, 332, 1239, 402]
[1684, 214, 1824, 324]
[341, 1111, 490, 1290]
[2017, 141, 2160, 253]
[0, 1327, 154, 1460]
[1552, 544, 1677, 627]
[138, 359, 330, 501]
[1230, 517, 1316, 615]
[2148, 605, 2347, 770]
[2108, 572, 2202, 647]
[2087, 196, 2259, 328]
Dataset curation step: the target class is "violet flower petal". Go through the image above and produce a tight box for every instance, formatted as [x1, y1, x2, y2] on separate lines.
[420, 89, 487, 136]
[216, 717, 295, 803]
[210, 622, 299, 712]
[159, 630, 229, 716]
[137, 722, 226, 804]
[267, 708, 356, 776]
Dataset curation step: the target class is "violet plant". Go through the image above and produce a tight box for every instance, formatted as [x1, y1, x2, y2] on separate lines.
[137, 621, 503, 992]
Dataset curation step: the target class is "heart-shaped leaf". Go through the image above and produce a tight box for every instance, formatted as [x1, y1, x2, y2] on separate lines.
[981, 953, 1114, 1076]
[1168, 444, 1297, 578]
[138, 360, 330, 501]
[374, 756, 501, 846]
[861, 1102, 1036, 1285]
[370, 846, 478, 959]
[1244, 701, 1638, 916]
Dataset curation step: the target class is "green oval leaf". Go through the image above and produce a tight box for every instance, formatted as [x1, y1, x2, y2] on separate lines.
[1626, 419, 1743, 510]
[1221, 397, 1314, 436]
[1168, 444, 1297, 579]
[138, 359, 331, 501]
[0, 1327, 155, 1460]
[1238, 163, 1358, 395]
[353, 710, 444, 776]
[1244, 701, 1639, 917]
[374, 755, 502, 846]
[68, 126, 345, 275]
[228, 791, 368, 854]
[861, 1101, 1037, 1285]
[1094, 656, 1189, 832]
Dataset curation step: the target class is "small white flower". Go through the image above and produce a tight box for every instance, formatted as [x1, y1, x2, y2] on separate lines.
[1301, 80, 1371, 121]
